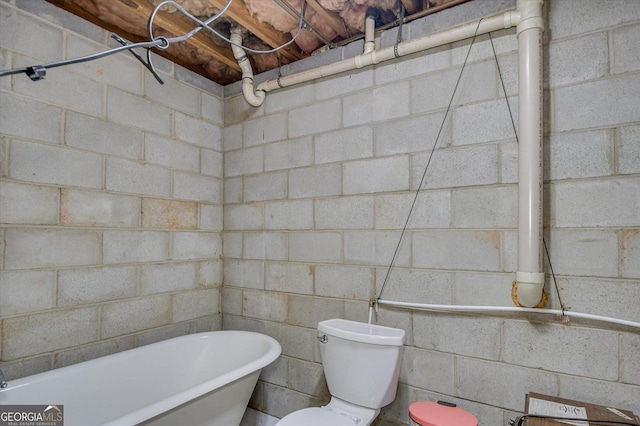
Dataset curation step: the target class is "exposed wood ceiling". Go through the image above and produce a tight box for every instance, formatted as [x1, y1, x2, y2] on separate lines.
[46, 0, 468, 86]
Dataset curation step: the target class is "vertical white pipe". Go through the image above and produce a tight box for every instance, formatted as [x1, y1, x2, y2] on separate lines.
[363, 13, 376, 54]
[230, 27, 266, 107]
[515, 0, 545, 307]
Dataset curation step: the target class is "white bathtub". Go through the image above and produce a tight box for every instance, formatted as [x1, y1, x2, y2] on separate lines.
[0, 330, 281, 426]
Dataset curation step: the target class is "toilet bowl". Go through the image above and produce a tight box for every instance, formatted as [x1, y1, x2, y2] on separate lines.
[275, 318, 405, 426]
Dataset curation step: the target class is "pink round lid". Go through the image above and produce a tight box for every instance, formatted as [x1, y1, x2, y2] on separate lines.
[409, 401, 478, 426]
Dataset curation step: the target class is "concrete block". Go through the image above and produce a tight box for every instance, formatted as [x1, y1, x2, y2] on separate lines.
[174, 112, 223, 151]
[60, 189, 140, 228]
[289, 232, 342, 263]
[286, 294, 343, 328]
[0, 181, 59, 225]
[244, 172, 287, 202]
[106, 158, 171, 197]
[413, 230, 501, 271]
[375, 112, 450, 156]
[224, 177, 243, 204]
[197, 260, 222, 288]
[4, 228, 100, 269]
[242, 289, 287, 322]
[244, 232, 287, 261]
[103, 230, 169, 264]
[2, 307, 98, 360]
[287, 358, 329, 399]
[58, 265, 138, 308]
[454, 272, 515, 307]
[224, 93, 265, 126]
[0, 270, 56, 316]
[136, 322, 191, 347]
[259, 355, 288, 387]
[222, 232, 243, 259]
[65, 111, 143, 159]
[413, 312, 501, 360]
[172, 232, 220, 260]
[343, 90, 372, 127]
[145, 134, 199, 172]
[141, 262, 197, 295]
[12, 58, 103, 116]
[549, 0, 640, 40]
[453, 98, 517, 145]
[66, 34, 142, 94]
[622, 333, 640, 385]
[452, 185, 517, 228]
[553, 178, 639, 227]
[145, 76, 200, 116]
[191, 314, 222, 333]
[223, 259, 264, 289]
[314, 126, 373, 165]
[265, 85, 314, 114]
[315, 196, 374, 230]
[101, 295, 171, 338]
[553, 74, 640, 133]
[142, 198, 197, 229]
[201, 92, 224, 126]
[621, 229, 640, 278]
[199, 204, 223, 231]
[315, 265, 374, 300]
[173, 172, 221, 203]
[265, 262, 314, 295]
[172, 289, 220, 322]
[224, 146, 263, 177]
[450, 28, 518, 65]
[412, 61, 497, 114]
[10, 140, 103, 189]
[243, 113, 288, 147]
[457, 358, 558, 411]
[107, 88, 171, 135]
[315, 68, 373, 101]
[545, 130, 613, 180]
[53, 336, 135, 369]
[201, 149, 222, 177]
[222, 123, 242, 152]
[289, 164, 342, 199]
[372, 82, 410, 123]
[412, 145, 499, 189]
[375, 47, 451, 86]
[344, 231, 411, 267]
[224, 203, 264, 230]
[548, 33, 609, 88]
[500, 140, 518, 184]
[1, 4, 63, 62]
[544, 229, 618, 277]
[288, 99, 342, 138]
[613, 23, 640, 75]
[265, 200, 314, 230]
[343, 156, 409, 195]
[0, 93, 61, 144]
[222, 286, 243, 316]
[504, 321, 618, 380]
[279, 323, 317, 362]
[618, 125, 640, 174]
[400, 347, 455, 396]
[375, 190, 451, 229]
[264, 137, 313, 171]
[558, 376, 640, 414]
[0, 354, 52, 382]
[375, 268, 453, 304]
[261, 382, 323, 419]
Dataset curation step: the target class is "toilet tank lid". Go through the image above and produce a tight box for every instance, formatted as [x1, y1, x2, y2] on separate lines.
[318, 319, 405, 346]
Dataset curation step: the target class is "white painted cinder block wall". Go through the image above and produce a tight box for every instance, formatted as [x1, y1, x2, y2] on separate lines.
[0, 1, 223, 378]
[222, 0, 640, 425]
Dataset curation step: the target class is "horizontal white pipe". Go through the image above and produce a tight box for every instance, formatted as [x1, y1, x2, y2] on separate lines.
[255, 9, 519, 95]
[377, 299, 640, 329]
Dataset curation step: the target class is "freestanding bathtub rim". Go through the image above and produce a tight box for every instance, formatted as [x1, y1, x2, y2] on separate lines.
[0, 330, 281, 426]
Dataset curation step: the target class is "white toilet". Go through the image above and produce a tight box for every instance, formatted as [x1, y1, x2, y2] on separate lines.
[276, 318, 406, 426]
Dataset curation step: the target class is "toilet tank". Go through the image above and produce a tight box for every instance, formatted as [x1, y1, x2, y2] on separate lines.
[317, 319, 405, 409]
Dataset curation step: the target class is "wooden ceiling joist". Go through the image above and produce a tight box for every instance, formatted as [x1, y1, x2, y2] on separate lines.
[306, 0, 350, 39]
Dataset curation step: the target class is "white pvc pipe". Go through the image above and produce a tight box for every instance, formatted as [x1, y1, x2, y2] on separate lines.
[377, 299, 640, 329]
[363, 14, 376, 54]
[252, 9, 519, 96]
[230, 28, 265, 107]
[515, 0, 545, 307]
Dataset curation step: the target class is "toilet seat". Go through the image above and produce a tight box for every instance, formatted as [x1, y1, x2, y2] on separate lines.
[276, 407, 357, 426]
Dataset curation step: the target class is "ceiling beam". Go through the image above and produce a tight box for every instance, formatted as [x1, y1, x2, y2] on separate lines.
[205, 0, 305, 62]
[306, 0, 349, 39]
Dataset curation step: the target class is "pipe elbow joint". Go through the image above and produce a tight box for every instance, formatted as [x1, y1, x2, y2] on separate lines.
[515, 272, 545, 308]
